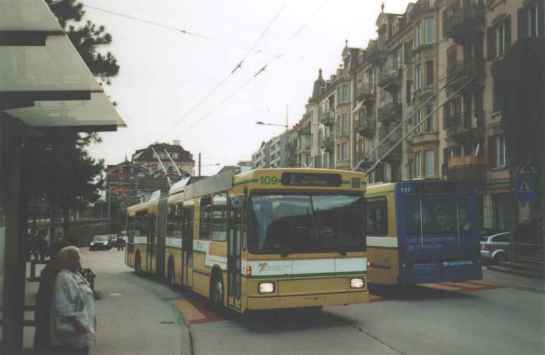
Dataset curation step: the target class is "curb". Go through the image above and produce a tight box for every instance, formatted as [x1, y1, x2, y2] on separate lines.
[486, 265, 545, 279]
[171, 301, 194, 355]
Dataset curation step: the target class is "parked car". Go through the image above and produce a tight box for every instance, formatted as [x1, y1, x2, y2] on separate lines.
[480, 230, 511, 263]
[89, 235, 113, 251]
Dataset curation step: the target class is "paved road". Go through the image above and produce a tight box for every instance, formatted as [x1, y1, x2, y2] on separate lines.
[79, 248, 189, 355]
[83, 250, 544, 355]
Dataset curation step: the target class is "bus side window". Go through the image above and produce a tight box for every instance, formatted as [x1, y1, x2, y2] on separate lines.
[366, 198, 388, 236]
[200, 194, 228, 242]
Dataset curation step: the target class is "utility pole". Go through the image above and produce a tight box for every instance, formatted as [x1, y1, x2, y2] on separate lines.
[198, 152, 202, 177]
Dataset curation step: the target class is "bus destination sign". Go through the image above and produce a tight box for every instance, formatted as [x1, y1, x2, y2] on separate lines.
[280, 172, 343, 187]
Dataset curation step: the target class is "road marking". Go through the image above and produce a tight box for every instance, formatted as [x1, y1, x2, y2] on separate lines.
[464, 280, 497, 287]
[420, 283, 462, 291]
[444, 282, 485, 290]
[175, 299, 207, 323]
[110, 293, 122, 297]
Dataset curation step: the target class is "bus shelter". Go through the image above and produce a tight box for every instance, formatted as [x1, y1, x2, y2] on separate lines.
[0, 0, 126, 352]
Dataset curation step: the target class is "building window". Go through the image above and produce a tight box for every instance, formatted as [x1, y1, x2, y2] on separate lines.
[496, 135, 507, 168]
[415, 110, 423, 133]
[519, 3, 542, 39]
[490, 17, 511, 59]
[495, 22, 506, 57]
[337, 84, 351, 104]
[415, 151, 423, 177]
[415, 64, 422, 90]
[424, 150, 435, 177]
[416, 17, 435, 47]
[426, 60, 434, 85]
[425, 105, 435, 132]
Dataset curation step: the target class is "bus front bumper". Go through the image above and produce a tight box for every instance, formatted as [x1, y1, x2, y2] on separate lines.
[246, 290, 369, 310]
[399, 260, 482, 284]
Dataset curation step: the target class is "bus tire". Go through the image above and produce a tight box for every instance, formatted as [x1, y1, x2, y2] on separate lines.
[210, 270, 224, 314]
[494, 252, 507, 264]
[135, 251, 142, 275]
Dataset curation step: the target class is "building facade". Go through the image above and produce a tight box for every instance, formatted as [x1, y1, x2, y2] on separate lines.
[106, 141, 194, 206]
[250, 0, 544, 232]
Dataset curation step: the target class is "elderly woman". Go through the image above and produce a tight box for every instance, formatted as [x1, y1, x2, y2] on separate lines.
[50, 246, 96, 354]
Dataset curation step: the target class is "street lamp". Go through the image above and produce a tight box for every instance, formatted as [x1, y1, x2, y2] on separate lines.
[256, 121, 288, 132]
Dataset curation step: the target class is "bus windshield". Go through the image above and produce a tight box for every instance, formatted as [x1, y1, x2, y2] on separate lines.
[406, 195, 472, 237]
[248, 193, 365, 253]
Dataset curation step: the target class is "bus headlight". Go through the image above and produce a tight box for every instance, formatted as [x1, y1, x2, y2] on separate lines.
[350, 278, 365, 289]
[258, 282, 275, 294]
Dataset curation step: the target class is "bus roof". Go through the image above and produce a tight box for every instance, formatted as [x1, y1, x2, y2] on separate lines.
[127, 199, 159, 216]
[233, 168, 367, 191]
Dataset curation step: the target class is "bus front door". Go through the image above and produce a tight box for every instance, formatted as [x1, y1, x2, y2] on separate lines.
[227, 201, 242, 310]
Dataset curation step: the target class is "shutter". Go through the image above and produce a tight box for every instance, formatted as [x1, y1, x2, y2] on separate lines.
[505, 15, 512, 50]
[487, 27, 496, 60]
[488, 136, 497, 167]
[518, 8, 528, 39]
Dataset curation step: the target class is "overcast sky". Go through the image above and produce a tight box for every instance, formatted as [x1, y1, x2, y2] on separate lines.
[86, 0, 411, 175]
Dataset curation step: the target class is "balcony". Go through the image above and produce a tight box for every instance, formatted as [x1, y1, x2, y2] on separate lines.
[377, 102, 402, 124]
[319, 111, 335, 127]
[445, 110, 483, 142]
[298, 124, 311, 136]
[355, 116, 376, 137]
[446, 155, 486, 185]
[447, 59, 484, 93]
[367, 45, 387, 66]
[320, 135, 334, 153]
[408, 129, 439, 145]
[443, 0, 485, 44]
[414, 85, 434, 102]
[354, 84, 372, 101]
[378, 68, 401, 94]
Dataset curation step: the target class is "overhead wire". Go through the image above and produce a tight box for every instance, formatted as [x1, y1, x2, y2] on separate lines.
[81, 2, 210, 39]
[179, 0, 331, 131]
[170, 3, 287, 130]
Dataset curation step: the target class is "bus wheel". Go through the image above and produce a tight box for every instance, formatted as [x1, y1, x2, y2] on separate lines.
[494, 252, 507, 264]
[210, 273, 224, 314]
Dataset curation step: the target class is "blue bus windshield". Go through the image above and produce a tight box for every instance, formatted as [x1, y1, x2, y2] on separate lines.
[406, 196, 471, 237]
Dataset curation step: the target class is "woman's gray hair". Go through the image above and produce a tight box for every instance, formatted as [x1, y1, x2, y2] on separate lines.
[57, 246, 81, 269]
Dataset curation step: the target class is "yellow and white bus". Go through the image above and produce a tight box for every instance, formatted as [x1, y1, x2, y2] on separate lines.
[126, 168, 369, 313]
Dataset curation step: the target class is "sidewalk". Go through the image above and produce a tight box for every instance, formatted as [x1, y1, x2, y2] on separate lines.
[22, 250, 192, 355]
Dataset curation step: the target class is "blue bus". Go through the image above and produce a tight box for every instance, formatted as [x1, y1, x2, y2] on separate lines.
[365, 180, 482, 285]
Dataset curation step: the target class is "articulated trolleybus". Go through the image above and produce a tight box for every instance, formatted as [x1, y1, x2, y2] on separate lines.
[365, 179, 482, 286]
[126, 168, 369, 313]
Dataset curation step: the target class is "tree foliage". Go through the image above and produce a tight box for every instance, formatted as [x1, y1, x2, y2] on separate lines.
[46, 0, 120, 82]
[21, 1, 121, 235]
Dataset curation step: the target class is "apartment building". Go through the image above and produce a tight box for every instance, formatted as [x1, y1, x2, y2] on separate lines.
[252, 0, 543, 233]
[480, 0, 544, 230]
